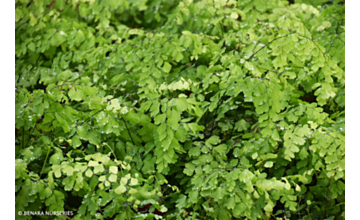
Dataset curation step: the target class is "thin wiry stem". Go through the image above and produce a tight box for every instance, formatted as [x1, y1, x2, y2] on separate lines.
[22, 127, 25, 150]
[247, 35, 289, 61]
[80, 107, 107, 126]
[122, 117, 135, 146]
[40, 146, 51, 178]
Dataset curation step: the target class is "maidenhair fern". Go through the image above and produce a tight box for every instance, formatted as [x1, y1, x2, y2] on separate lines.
[16, 0, 345, 219]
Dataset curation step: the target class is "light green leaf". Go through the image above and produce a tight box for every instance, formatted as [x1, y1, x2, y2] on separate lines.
[109, 166, 118, 174]
[115, 185, 126, 194]
[94, 164, 104, 174]
[176, 97, 188, 112]
[162, 62, 172, 73]
[68, 88, 85, 101]
[88, 161, 99, 167]
[108, 174, 117, 182]
[129, 29, 144, 36]
[130, 178, 138, 186]
[175, 52, 184, 62]
[85, 169, 93, 178]
[264, 161, 274, 168]
[264, 201, 273, 213]
[62, 165, 74, 176]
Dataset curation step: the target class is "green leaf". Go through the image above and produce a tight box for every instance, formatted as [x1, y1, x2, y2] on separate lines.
[233, 203, 246, 216]
[239, 170, 253, 183]
[94, 164, 105, 174]
[253, 190, 260, 199]
[129, 29, 144, 36]
[224, 196, 235, 209]
[167, 117, 179, 130]
[85, 169, 93, 178]
[189, 146, 201, 157]
[176, 195, 187, 209]
[213, 187, 224, 201]
[184, 163, 195, 176]
[242, 133, 254, 139]
[109, 166, 118, 174]
[39, 187, 52, 200]
[108, 174, 117, 182]
[68, 88, 85, 101]
[106, 99, 121, 112]
[230, 12, 238, 19]
[52, 165, 62, 178]
[71, 135, 82, 148]
[299, 147, 309, 160]
[29, 13, 38, 26]
[15, 8, 22, 22]
[175, 127, 187, 142]
[120, 177, 128, 185]
[74, 30, 85, 47]
[206, 136, 221, 146]
[213, 144, 227, 155]
[162, 62, 172, 73]
[235, 119, 250, 132]
[154, 113, 166, 125]
[88, 161, 99, 167]
[115, 185, 126, 194]
[133, 188, 153, 200]
[325, 154, 337, 164]
[175, 52, 184, 62]
[264, 201, 273, 213]
[272, 129, 280, 141]
[62, 165, 75, 176]
[130, 178, 138, 186]
[176, 97, 188, 112]
[261, 126, 272, 137]
[144, 143, 155, 156]
[264, 161, 274, 168]
[188, 190, 199, 203]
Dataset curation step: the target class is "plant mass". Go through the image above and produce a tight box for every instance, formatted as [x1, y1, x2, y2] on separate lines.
[15, 0, 345, 219]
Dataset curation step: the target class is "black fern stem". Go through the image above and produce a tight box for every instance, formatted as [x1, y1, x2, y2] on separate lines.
[22, 127, 25, 150]
[246, 35, 289, 62]
[80, 107, 107, 126]
[122, 117, 135, 146]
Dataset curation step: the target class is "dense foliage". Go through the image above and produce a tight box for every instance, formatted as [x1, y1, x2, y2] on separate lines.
[15, 0, 345, 219]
